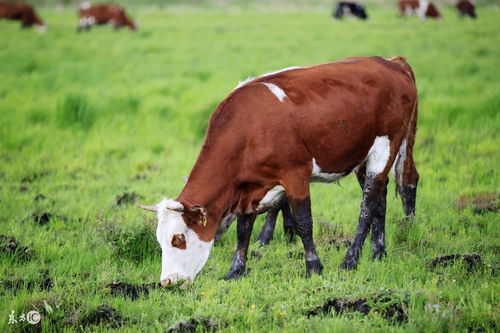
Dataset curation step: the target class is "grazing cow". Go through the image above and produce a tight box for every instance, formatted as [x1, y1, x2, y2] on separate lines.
[0, 1, 46, 32]
[140, 56, 419, 286]
[399, 0, 441, 19]
[77, 2, 136, 31]
[457, 0, 476, 19]
[333, 1, 368, 20]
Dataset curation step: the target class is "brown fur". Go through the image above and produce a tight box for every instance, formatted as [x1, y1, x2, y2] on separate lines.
[171, 234, 187, 250]
[176, 56, 418, 242]
[457, 0, 476, 19]
[0, 1, 44, 28]
[399, 0, 441, 19]
[78, 3, 136, 31]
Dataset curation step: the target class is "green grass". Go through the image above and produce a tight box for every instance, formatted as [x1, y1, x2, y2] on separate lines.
[1, 5, 499, 332]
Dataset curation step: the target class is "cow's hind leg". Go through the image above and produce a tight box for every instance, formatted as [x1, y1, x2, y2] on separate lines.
[224, 214, 256, 280]
[341, 136, 397, 269]
[257, 196, 295, 245]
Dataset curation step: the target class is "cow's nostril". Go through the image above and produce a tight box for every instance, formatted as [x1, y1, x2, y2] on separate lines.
[161, 279, 171, 287]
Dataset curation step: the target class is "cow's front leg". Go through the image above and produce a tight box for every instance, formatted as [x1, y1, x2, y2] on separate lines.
[340, 174, 385, 270]
[224, 214, 256, 280]
[289, 196, 323, 278]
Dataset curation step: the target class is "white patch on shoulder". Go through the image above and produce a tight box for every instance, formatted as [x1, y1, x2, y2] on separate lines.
[311, 158, 344, 183]
[366, 136, 391, 176]
[257, 185, 285, 211]
[233, 66, 302, 91]
[260, 82, 287, 102]
[155, 198, 213, 283]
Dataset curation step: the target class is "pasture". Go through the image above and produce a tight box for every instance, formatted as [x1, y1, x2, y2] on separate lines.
[1, 3, 499, 332]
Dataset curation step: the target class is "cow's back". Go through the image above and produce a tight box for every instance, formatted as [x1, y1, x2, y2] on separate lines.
[213, 57, 417, 175]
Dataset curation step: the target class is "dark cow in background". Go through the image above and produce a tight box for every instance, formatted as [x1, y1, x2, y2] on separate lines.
[457, 0, 476, 19]
[0, 1, 46, 31]
[77, 2, 136, 31]
[399, 0, 441, 19]
[333, 1, 368, 20]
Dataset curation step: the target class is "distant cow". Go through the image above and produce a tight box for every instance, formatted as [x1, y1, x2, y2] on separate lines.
[457, 0, 476, 19]
[77, 2, 136, 31]
[0, 1, 46, 31]
[333, 1, 368, 20]
[399, 0, 441, 19]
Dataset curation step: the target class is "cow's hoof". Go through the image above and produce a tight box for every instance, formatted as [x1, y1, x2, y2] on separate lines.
[372, 247, 387, 261]
[340, 257, 358, 270]
[224, 267, 246, 280]
[257, 235, 272, 246]
[305, 259, 323, 278]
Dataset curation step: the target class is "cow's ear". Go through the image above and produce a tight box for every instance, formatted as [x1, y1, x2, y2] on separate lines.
[188, 205, 208, 226]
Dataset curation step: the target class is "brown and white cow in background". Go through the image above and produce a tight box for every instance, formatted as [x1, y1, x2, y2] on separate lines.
[140, 56, 419, 287]
[77, 2, 136, 31]
[0, 1, 46, 32]
[399, 0, 441, 19]
[457, 0, 476, 19]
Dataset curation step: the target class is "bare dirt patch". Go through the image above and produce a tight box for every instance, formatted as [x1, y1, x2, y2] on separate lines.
[30, 211, 67, 225]
[168, 317, 218, 332]
[429, 253, 483, 271]
[0, 235, 35, 262]
[0, 270, 52, 294]
[114, 192, 142, 206]
[80, 304, 125, 328]
[454, 193, 499, 214]
[106, 281, 161, 300]
[307, 290, 408, 323]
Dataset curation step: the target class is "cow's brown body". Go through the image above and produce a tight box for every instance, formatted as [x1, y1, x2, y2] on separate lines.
[171, 56, 419, 278]
[399, 0, 441, 19]
[77, 3, 136, 31]
[457, 0, 476, 19]
[0, 1, 45, 29]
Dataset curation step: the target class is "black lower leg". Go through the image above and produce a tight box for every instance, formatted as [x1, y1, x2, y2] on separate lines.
[257, 206, 279, 245]
[340, 174, 383, 270]
[225, 214, 256, 280]
[371, 179, 388, 260]
[401, 184, 417, 217]
[289, 196, 323, 278]
[280, 196, 296, 242]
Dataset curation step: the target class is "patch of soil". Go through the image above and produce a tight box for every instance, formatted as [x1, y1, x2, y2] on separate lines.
[34, 194, 46, 201]
[30, 211, 67, 225]
[454, 193, 499, 214]
[134, 173, 147, 180]
[80, 304, 124, 328]
[307, 291, 408, 323]
[429, 253, 483, 271]
[0, 270, 52, 294]
[0, 235, 34, 261]
[114, 192, 142, 206]
[250, 250, 262, 261]
[168, 317, 218, 332]
[106, 281, 160, 300]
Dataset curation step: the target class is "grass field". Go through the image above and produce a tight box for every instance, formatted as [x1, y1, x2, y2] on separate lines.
[1, 4, 499, 332]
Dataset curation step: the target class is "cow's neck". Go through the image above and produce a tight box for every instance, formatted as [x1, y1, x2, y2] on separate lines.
[176, 145, 240, 242]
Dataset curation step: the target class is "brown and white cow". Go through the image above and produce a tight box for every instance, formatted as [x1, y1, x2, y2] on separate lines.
[457, 0, 476, 19]
[0, 1, 46, 32]
[77, 2, 136, 31]
[140, 56, 419, 286]
[399, 0, 441, 19]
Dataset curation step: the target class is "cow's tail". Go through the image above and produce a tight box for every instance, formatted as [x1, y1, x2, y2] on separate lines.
[390, 56, 420, 216]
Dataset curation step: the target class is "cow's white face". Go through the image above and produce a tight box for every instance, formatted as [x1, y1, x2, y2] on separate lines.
[154, 198, 213, 285]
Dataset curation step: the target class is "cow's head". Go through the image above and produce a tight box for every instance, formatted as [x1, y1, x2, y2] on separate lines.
[140, 198, 213, 287]
[124, 16, 137, 31]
